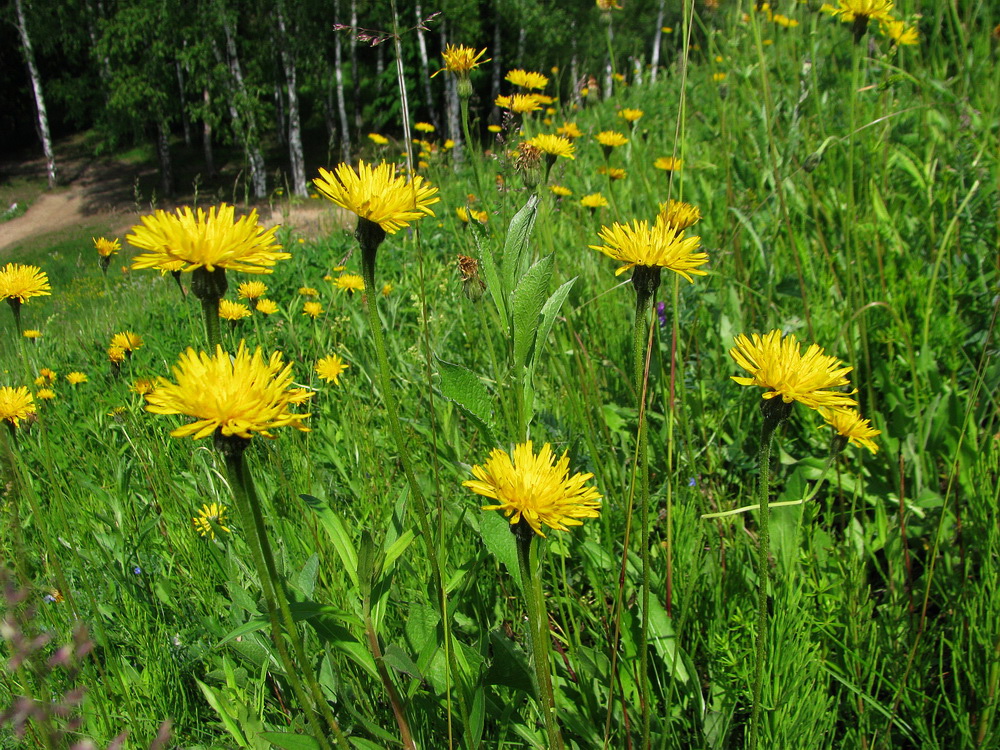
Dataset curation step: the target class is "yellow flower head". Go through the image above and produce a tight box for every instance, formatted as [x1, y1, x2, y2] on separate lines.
[335, 274, 365, 294]
[658, 200, 702, 230]
[414, 122, 436, 133]
[488, 124, 503, 133]
[730, 330, 857, 411]
[597, 166, 628, 180]
[434, 44, 490, 77]
[298, 286, 319, 297]
[255, 298, 278, 315]
[0, 263, 51, 304]
[821, 408, 881, 454]
[618, 108, 644, 123]
[382, 282, 393, 297]
[108, 346, 126, 364]
[193, 502, 231, 540]
[0, 386, 35, 427]
[655, 156, 683, 171]
[237, 280, 268, 301]
[591, 217, 708, 280]
[129, 204, 288, 275]
[145, 341, 311, 440]
[302, 301, 324, 318]
[39, 368, 56, 382]
[36, 388, 55, 401]
[22, 329, 41, 339]
[131, 378, 157, 396]
[313, 161, 439, 234]
[505, 69, 549, 90]
[772, 13, 799, 28]
[111, 331, 144, 352]
[315, 354, 350, 385]
[880, 19, 918, 45]
[556, 122, 584, 139]
[368, 133, 389, 145]
[219, 299, 252, 321]
[527, 134, 576, 160]
[495, 94, 544, 114]
[66, 372, 88, 386]
[464, 441, 602, 538]
[93, 237, 121, 257]
[580, 192, 609, 209]
[595, 130, 629, 148]
[549, 185, 573, 197]
[821, 0, 894, 23]
[596, 0, 623, 10]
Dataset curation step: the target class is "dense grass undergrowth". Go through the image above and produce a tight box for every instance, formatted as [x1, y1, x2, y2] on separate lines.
[2, 3, 998, 749]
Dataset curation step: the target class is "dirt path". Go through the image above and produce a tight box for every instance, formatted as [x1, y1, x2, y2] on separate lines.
[0, 185, 95, 252]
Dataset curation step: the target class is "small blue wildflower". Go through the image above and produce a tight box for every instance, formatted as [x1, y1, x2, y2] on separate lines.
[688, 477, 696, 487]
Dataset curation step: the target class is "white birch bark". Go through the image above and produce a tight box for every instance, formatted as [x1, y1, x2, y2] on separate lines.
[14, 0, 56, 188]
[155, 118, 174, 197]
[350, 0, 361, 131]
[440, 27, 462, 164]
[414, 1, 438, 129]
[650, 0, 666, 83]
[276, 1, 307, 196]
[202, 87, 216, 178]
[221, 7, 267, 198]
[333, 0, 352, 162]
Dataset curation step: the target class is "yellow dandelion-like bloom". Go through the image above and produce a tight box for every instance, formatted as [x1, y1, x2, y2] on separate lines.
[335, 274, 365, 294]
[820, 0, 894, 24]
[618, 108, 644, 123]
[0, 386, 36, 427]
[456, 206, 471, 223]
[238, 280, 268, 301]
[298, 286, 319, 297]
[590, 217, 708, 280]
[39, 368, 56, 382]
[22, 329, 41, 339]
[658, 200, 702, 230]
[302, 301, 324, 318]
[596, 0, 623, 10]
[464, 441, 602, 538]
[93, 237, 121, 258]
[315, 354, 350, 385]
[129, 204, 288, 275]
[108, 346, 126, 364]
[595, 130, 629, 148]
[382, 282, 393, 296]
[654, 156, 683, 171]
[131, 378, 157, 396]
[34, 376, 45, 386]
[598, 166, 628, 180]
[580, 193, 609, 209]
[0, 263, 51, 304]
[549, 185, 572, 197]
[556, 122, 584, 139]
[145, 341, 311, 440]
[713, 72, 728, 82]
[880, 19, 918, 45]
[527, 134, 576, 160]
[434, 44, 490, 77]
[414, 122, 436, 134]
[495, 94, 544, 114]
[36, 388, 55, 401]
[368, 133, 389, 145]
[193, 502, 231, 540]
[111, 331, 144, 352]
[256, 298, 279, 315]
[729, 330, 857, 411]
[772, 14, 799, 28]
[443, 139, 455, 150]
[66, 372, 88, 386]
[506, 69, 549, 90]
[488, 124, 503, 134]
[219, 299, 252, 321]
[821, 408, 881, 454]
[313, 161, 439, 235]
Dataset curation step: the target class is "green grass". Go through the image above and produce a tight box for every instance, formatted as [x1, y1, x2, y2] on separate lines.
[2, 4, 999, 749]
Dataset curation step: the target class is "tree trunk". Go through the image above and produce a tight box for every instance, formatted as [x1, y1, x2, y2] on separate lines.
[220, 7, 267, 198]
[631, 55, 643, 87]
[441, 27, 462, 164]
[276, 1, 307, 196]
[650, 0, 666, 83]
[176, 60, 192, 146]
[333, 0, 352, 162]
[415, 1, 438, 128]
[350, 0, 361, 131]
[155, 119, 174, 197]
[376, 43, 385, 95]
[491, 9, 502, 104]
[274, 82, 286, 147]
[322, 75, 338, 163]
[14, 0, 56, 188]
[202, 87, 216, 178]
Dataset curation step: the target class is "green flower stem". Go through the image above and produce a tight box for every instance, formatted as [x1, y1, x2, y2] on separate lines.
[362, 594, 416, 750]
[516, 529, 564, 750]
[221, 441, 348, 750]
[201, 297, 222, 351]
[748, 403, 788, 750]
[359, 237, 474, 747]
[631, 267, 657, 749]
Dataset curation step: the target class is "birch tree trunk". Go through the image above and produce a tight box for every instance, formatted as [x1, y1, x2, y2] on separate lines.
[276, 1, 307, 196]
[220, 6, 267, 198]
[176, 60, 192, 146]
[274, 83, 286, 147]
[155, 118, 175, 197]
[650, 0, 666, 83]
[333, 0, 352, 162]
[440, 26, 462, 164]
[202, 87, 216, 178]
[14, 0, 56, 188]
[490, 8, 502, 104]
[350, 0, 361, 131]
[415, 1, 438, 128]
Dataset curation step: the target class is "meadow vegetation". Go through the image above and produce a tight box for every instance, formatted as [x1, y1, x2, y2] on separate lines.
[1, 1, 998, 748]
